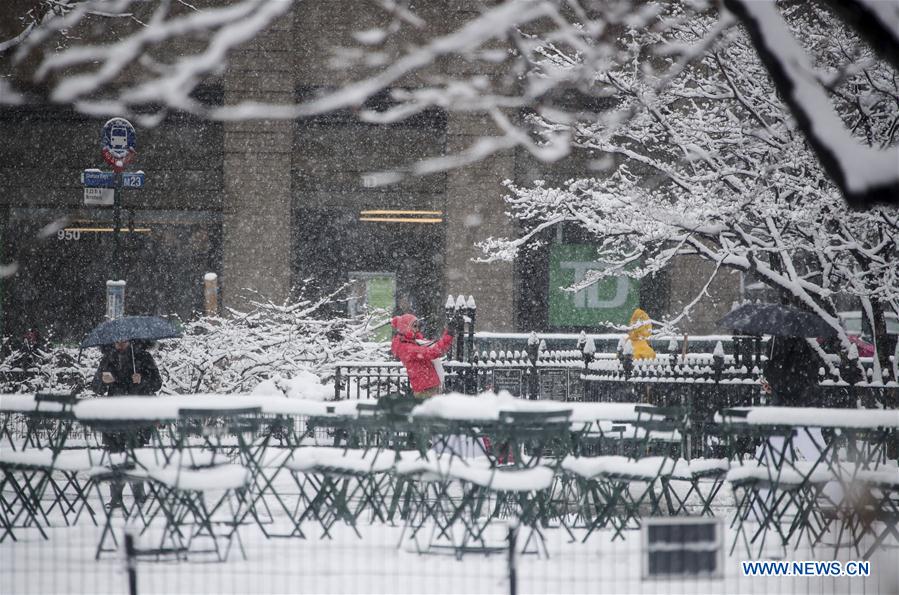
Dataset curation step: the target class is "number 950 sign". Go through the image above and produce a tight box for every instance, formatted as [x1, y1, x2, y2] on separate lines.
[58, 229, 81, 241]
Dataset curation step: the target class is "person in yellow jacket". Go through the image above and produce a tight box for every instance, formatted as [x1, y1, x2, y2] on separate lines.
[627, 308, 656, 359]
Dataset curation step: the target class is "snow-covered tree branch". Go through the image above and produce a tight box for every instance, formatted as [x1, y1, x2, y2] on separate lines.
[476, 4, 899, 368]
[4, 1, 897, 210]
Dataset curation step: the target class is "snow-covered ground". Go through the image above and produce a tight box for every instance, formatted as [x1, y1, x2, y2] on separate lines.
[3, 478, 897, 595]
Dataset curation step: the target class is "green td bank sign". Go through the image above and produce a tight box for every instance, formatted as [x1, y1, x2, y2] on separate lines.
[548, 244, 639, 327]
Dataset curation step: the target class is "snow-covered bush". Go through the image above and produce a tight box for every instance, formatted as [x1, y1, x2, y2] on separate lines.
[0, 290, 390, 396]
[156, 292, 390, 394]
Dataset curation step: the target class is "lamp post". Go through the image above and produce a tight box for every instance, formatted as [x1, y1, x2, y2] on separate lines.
[465, 295, 476, 361]
[444, 294, 455, 327]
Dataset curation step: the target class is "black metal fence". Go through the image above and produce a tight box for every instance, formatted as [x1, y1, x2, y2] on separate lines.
[333, 336, 897, 405]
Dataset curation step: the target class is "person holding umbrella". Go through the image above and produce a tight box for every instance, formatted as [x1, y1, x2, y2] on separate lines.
[84, 316, 177, 509]
[718, 302, 831, 407]
[91, 339, 162, 397]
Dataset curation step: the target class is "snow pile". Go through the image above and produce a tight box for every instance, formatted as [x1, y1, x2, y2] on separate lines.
[250, 371, 333, 401]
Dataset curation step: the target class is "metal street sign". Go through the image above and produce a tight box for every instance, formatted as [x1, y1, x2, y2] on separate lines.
[101, 117, 136, 171]
[84, 187, 114, 206]
[122, 171, 145, 188]
[81, 169, 116, 188]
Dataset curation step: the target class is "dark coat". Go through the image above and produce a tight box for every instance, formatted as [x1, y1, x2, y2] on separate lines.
[91, 347, 162, 396]
[91, 345, 162, 452]
[763, 338, 822, 407]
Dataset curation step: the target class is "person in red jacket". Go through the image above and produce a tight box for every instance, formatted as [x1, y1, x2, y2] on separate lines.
[391, 313, 455, 398]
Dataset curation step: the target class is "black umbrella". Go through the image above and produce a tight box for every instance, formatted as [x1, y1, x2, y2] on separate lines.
[717, 303, 837, 338]
[80, 315, 181, 348]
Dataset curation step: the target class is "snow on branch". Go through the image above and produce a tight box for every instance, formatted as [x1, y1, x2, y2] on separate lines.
[0, 289, 390, 396]
[819, 0, 899, 72]
[724, 0, 899, 208]
[25, 0, 292, 110]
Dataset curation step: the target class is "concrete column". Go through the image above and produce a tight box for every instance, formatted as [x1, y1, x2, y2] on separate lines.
[668, 255, 742, 333]
[221, 15, 295, 308]
[443, 114, 517, 331]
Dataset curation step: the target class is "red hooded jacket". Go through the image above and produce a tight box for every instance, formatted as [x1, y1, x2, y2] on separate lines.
[390, 314, 454, 393]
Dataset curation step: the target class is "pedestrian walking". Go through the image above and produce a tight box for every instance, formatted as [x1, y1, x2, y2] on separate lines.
[91, 339, 162, 508]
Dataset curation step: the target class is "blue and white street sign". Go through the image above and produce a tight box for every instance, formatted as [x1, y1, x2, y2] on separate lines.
[101, 117, 136, 170]
[101, 118, 136, 157]
[81, 169, 116, 187]
[122, 171, 145, 188]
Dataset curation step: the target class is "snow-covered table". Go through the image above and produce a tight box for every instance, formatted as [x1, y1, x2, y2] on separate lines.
[717, 405, 899, 559]
[407, 393, 661, 466]
[72, 394, 362, 425]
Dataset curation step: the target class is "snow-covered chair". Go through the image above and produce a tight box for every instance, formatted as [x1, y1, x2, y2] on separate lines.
[726, 461, 834, 559]
[667, 458, 730, 517]
[0, 392, 91, 542]
[395, 452, 555, 558]
[0, 447, 102, 542]
[560, 455, 677, 542]
[847, 468, 899, 559]
[285, 446, 397, 539]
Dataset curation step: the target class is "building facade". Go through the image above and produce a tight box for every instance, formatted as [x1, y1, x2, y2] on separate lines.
[0, 3, 740, 343]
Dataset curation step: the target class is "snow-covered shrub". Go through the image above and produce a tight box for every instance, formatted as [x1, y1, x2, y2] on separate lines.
[0, 290, 390, 396]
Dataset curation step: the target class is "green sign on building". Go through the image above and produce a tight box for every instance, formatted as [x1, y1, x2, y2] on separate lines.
[548, 244, 639, 328]
[348, 272, 396, 342]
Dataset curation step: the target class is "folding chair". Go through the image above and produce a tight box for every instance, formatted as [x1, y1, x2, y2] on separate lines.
[93, 407, 260, 562]
[0, 393, 89, 542]
[144, 462, 252, 561]
[490, 409, 573, 469]
[727, 461, 833, 559]
[560, 455, 676, 542]
[667, 458, 730, 517]
[393, 453, 482, 555]
[445, 463, 556, 558]
[398, 454, 555, 559]
[831, 468, 899, 559]
[285, 446, 397, 539]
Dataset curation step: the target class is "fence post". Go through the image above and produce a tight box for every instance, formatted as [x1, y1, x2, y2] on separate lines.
[525, 332, 539, 399]
[465, 296, 477, 393]
[334, 365, 342, 400]
[507, 518, 518, 595]
[454, 294, 466, 362]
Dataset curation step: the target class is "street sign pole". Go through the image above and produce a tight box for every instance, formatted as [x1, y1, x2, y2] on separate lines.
[113, 169, 123, 279]
[99, 117, 137, 316]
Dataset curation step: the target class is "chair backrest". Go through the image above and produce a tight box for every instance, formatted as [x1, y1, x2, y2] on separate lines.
[356, 403, 380, 417]
[178, 407, 262, 419]
[497, 409, 572, 432]
[178, 406, 264, 435]
[719, 407, 749, 420]
[35, 392, 78, 406]
[635, 404, 684, 420]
